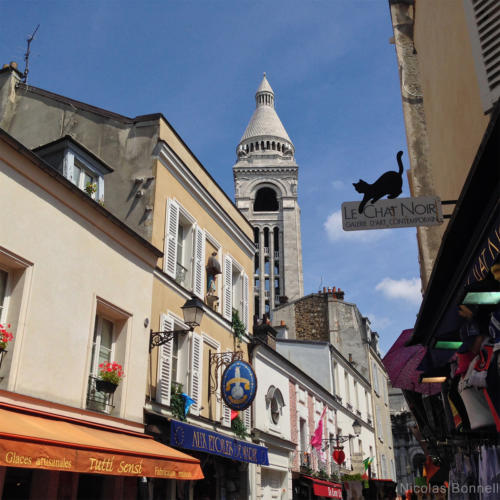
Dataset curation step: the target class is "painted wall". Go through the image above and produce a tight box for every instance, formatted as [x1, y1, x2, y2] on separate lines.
[413, 0, 489, 204]
[0, 139, 157, 424]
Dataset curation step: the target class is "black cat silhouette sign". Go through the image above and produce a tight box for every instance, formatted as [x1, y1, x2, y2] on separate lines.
[343, 151, 443, 231]
[353, 151, 404, 213]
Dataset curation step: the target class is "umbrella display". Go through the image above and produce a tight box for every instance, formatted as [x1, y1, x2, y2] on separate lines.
[383, 329, 441, 395]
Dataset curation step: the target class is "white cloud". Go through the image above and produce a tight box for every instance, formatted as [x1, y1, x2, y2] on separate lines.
[366, 313, 392, 331]
[324, 210, 389, 242]
[375, 277, 422, 305]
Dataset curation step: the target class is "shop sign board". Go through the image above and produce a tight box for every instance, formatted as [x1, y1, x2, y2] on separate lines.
[170, 420, 269, 465]
[312, 480, 342, 498]
[342, 196, 443, 231]
[221, 360, 257, 411]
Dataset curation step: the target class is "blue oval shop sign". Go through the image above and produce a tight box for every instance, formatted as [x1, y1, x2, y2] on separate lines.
[221, 360, 257, 411]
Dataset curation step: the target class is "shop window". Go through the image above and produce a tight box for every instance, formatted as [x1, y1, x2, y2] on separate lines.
[2, 468, 33, 499]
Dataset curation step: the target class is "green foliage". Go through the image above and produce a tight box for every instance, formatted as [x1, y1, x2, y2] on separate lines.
[330, 473, 340, 483]
[170, 383, 186, 421]
[341, 473, 363, 482]
[316, 468, 330, 480]
[232, 309, 245, 341]
[231, 416, 248, 439]
[85, 182, 97, 196]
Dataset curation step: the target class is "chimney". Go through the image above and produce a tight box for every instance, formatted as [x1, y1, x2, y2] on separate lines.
[274, 320, 288, 340]
[253, 315, 277, 349]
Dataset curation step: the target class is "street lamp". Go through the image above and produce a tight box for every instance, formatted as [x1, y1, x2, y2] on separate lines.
[149, 296, 205, 351]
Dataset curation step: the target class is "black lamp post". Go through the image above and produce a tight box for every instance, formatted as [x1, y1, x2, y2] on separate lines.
[149, 296, 205, 351]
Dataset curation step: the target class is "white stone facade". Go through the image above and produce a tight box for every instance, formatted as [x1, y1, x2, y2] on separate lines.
[233, 75, 304, 317]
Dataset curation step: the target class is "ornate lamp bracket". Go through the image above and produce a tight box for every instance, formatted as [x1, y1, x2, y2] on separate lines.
[208, 350, 244, 401]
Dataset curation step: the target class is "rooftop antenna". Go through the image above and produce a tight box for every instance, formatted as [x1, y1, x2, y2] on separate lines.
[22, 24, 40, 84]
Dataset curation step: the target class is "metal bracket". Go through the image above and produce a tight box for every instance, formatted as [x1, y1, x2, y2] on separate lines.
[208, 350, 244, 402]
[149, 328, 190, 352]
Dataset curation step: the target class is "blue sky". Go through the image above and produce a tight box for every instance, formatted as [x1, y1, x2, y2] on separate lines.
[0, 0, 421, 353]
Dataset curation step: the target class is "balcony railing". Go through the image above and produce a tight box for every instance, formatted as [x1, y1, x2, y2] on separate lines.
[86, 375, 114, 414]
[274, 251, 279, 259]
[263, 247, 269, 255]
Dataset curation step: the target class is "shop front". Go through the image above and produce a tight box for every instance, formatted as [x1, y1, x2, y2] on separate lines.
[292, 474, 342, 500]
[0, 403, 203, 499]
[399, 93, 500, 495]
[169, 420, 269, 500]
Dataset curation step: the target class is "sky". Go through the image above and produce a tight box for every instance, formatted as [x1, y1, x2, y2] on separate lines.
[0, 0, 422, 354]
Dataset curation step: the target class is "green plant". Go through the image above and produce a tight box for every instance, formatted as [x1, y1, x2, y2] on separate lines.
[232, 309, 245, 341]
[317, 468, 329, 480]
[231, 415, 248, 439]
[170, 383, 186, 421]
[329, 472, 340, 483]
[85, 182, 97, 196]
[341, 473, 363, 482]
[98, 362, 124, 385]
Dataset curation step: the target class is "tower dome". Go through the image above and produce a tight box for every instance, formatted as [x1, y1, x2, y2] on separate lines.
[237, 74, 294, 158]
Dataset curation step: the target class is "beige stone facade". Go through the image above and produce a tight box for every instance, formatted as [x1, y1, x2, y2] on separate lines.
[389, 0, 493, 289]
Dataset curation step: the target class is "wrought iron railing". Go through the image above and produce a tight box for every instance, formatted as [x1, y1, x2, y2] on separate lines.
[86, 375, 114, 414]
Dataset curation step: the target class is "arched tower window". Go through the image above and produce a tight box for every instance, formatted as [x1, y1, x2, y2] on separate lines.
[254, 187, 279, 212]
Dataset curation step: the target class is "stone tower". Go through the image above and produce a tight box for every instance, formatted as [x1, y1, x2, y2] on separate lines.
[233, 74, 304, 318]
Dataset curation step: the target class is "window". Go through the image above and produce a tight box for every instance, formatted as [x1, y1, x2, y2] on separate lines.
[0, 269, 8, 322]
[354, 380, 359, 410]
[253, 187, 279, 212]
[333, 363, 339, 395]
[372, 362, 379, 394]
[156, 313, 190, 408]
[266, 386, 285, 425]
[72, 158, 98, 198]
[345, 372, 350, 402]
[223, 255, 249, 330]
[164, 200, 205, 298]
[376, 406, 383, 442]
[34, 137, 112, 203]
[87, 314, 116, 413]
[381, 454, 387, 479]
[463, 0, 500, 112]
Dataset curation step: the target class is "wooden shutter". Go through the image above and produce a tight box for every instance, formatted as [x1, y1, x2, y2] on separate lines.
[464, 0, 500, 111]
[193, 226, 206, 299]
[190, 333, 203, 415]
[243, 406, 251, 430]
[164, 200, 179, 277]
[157, 314, 174, 406]
[242, 272, 249, 330]
[223, 255, 232, 320]
[222, 351, 232, 426]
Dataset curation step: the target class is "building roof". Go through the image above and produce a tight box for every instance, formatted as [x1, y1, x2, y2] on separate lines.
[239, 74, 292, 145]
[0, 128, 163, 258]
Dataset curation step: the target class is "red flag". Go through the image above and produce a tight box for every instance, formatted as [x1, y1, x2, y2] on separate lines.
[230, 410, 239, 421]
[310, 408, 326, 450]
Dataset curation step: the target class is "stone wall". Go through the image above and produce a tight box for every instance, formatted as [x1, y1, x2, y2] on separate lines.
[295, 294, 329, 341]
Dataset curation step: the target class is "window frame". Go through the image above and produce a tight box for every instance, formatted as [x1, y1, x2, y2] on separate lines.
[63, 149, 105, 202]
[0, 267, 10, 324]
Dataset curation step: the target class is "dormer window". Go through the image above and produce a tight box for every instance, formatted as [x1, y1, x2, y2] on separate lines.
[33, 136, 113, 204]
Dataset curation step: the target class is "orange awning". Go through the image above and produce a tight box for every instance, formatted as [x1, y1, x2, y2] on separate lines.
[0, 405, 203, 480]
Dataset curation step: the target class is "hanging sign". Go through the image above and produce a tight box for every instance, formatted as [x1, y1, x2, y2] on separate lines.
[221, 360, 257, 411]
[342, 196, 443, 231]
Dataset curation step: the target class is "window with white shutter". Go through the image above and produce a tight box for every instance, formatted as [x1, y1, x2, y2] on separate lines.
[223, 255, 233, 320]
[222, 351, 232, 426]
[242, 272, 249, 330]
[190, 333, 203, 415]
[193, 226, 206, 299]
[463, 0, 500, 112]
[157, 314, 174, 406]
[164, 200, 179, 278]
[243, 406, 251, 430]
